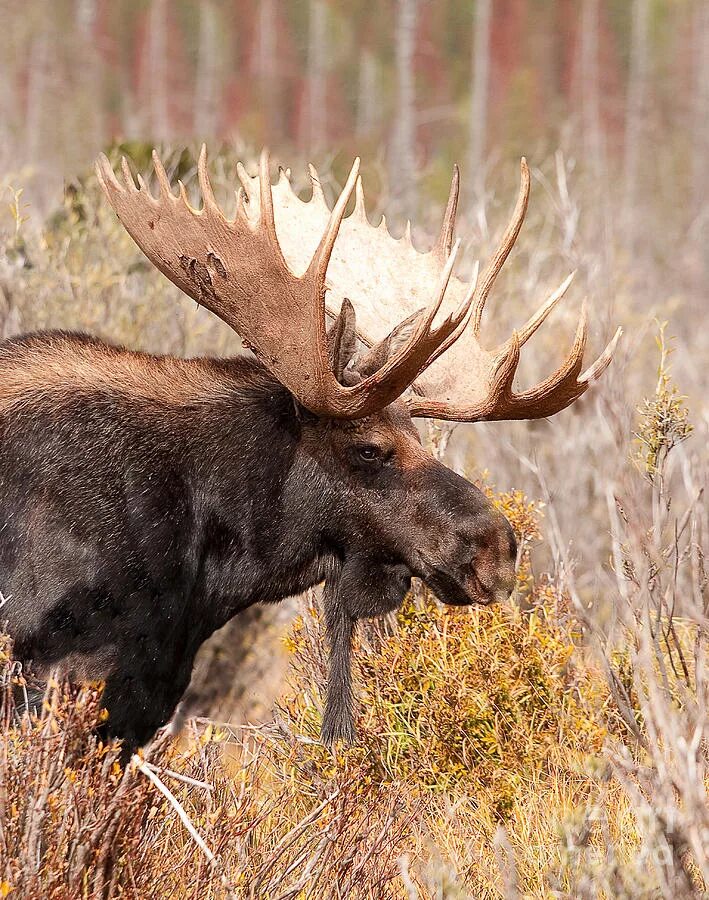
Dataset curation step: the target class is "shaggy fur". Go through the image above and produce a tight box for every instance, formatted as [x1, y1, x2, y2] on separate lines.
[0, 330, 515, 751]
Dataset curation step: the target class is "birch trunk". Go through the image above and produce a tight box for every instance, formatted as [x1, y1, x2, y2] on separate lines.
[194, 0, 220, 137]
[25, 26, 50, 162]
[580, 0, 602, 185]
[307, 0, 328, 151]
[148, 0, 170, 142]
[391, 0, 418, 216]
[468, 0, 491, 196]
[256, 0, 279, 139]
[623, 0, 650, 249]
[689, 1, 709, 298]
[75, 0, 96, 36]
[356, 50, 378, 139]
[75, 0, 102, 152]
[579, 0, 613, 279]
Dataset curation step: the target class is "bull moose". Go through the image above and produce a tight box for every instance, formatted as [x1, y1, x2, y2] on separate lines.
[0, 147, 620, 753]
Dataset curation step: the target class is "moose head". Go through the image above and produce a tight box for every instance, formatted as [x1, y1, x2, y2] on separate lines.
[1, 147, 619, 754]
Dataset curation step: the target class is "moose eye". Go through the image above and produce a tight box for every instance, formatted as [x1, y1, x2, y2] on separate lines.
[357, 444, 381, 463]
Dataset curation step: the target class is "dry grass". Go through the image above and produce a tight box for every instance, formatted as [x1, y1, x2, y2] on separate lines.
[1, 471, 705, 897]
[0, 143, 707, 898]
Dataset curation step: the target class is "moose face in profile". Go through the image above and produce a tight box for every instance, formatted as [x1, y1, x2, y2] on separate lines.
[0, 145, 619, 753]
[299, 345, 518, 611]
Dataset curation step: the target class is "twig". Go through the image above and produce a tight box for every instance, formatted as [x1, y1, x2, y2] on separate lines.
[143, 761, 213, 792]
[132, 754, 236, 898]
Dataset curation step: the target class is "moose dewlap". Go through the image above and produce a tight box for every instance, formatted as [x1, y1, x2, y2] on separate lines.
[0, 146, 620, 754]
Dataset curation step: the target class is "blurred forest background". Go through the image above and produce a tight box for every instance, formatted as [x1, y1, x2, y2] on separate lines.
[2, 0, 707, 262]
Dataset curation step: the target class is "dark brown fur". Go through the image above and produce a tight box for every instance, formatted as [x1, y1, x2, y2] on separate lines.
[0, 328, 516, 752]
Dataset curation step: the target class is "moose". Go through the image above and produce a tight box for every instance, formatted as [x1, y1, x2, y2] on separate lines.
[0, 146, 620, 754]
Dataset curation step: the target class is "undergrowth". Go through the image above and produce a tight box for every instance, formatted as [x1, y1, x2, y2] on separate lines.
[1, 471, 706, 897]
[0, 147, 706, 898]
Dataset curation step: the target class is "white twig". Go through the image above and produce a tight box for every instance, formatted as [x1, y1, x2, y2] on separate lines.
[142, 761, 213, 792]
[132, 755, 235, 897]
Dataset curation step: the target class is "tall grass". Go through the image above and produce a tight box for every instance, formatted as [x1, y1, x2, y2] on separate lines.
[0, 144, 706, 897]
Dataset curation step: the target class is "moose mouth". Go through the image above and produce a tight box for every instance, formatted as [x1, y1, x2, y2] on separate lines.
[426, 568, 497, 606]
[408, 557, 498, 607]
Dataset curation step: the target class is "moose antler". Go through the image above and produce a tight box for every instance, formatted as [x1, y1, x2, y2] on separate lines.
[97, 148, 620, 422]
[404, 160, 621, 420]
[96, 147, 475, 419]
[233, 154, 619, 421]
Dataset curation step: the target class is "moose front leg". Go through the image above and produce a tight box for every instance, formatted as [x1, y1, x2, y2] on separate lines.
[320, 554, 412, 746]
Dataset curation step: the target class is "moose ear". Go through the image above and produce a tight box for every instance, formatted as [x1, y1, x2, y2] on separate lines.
[327, 298, 358, 382]
[354, 309, 424, 377]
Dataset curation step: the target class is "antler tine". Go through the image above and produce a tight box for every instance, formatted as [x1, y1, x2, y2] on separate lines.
[384, 238, 465, 363]
[95, 153, 120, 194]
[353, 175, 367, 222]
[258, 149, 281, 248]
[197, 143, 219, 214]
[309, 157, 361, 293]
[121, 157, 137, 192]
[515, 271, 575, 347]
[434, 164, 460, 260]
[236, 161, 256, 204]
[233, 186, 247, 221]
[579, 326, 622, 384]
[489, 331, 522, 402]
[421, 238, 461, 331]
[177, 180, 196, 213]
[151, 150, 173, 197]
[472, 158, 530, 336]
[541, 299, 589, 388]
[136, 172, 151, 194]
[308, 164, 327, 206]
[420, 260, 480, 370]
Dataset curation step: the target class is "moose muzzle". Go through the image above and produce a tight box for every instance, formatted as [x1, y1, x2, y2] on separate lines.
[406, 463, 518, 607]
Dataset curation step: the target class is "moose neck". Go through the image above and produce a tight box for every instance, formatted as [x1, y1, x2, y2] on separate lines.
[188, 359, 340, 626]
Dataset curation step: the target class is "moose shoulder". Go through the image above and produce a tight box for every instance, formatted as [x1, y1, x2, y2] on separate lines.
[0, 148, 620, 754]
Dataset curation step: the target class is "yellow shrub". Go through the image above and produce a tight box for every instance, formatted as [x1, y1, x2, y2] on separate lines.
[281, 486, 612, 823]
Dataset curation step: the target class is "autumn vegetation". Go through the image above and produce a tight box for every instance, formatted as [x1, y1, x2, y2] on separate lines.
[1, 1, 708, 896]
[1, 439, 705, 896]
[0, 127, 707, 897]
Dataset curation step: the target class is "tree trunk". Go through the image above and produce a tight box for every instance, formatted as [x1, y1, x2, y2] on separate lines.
[75, 0, 96, 37]
[25, 26, 51, 163]
[468, 0, 492, 197]
[307, 0, 328, 152]
[580, 0, 603, 186]
[255, 0, 279, 140]
[623, 0, 650, 251]
[689, 1, 709, 301]
[75, 0, 102, 152]
[194, 0, 220, 137]
[579, 0, 614, 294]
[356, 50, 378, 139]
[148, 0, 170, 142]
[391, 0, 418, 217]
